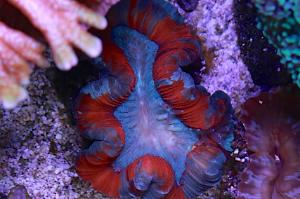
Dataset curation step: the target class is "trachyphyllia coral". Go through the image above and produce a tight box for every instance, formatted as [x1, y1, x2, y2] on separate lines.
[75, 0, 234, 198]
[0, 0, 109, 108]
[238, 87, 300, 199]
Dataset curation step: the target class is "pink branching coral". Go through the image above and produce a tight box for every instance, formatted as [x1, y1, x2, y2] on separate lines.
[0, 0, 110, 108]
[238, 87, 300, 199]
[0, 22, 46, 108]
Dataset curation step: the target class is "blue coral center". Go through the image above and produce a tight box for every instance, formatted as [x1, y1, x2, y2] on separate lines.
[112, 26, 198, 183]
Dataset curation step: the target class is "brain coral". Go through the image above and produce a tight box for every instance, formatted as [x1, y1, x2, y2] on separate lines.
[252, 0, 300, 87]
[74, 0, 234, 198]
[238, 87, 300, 199]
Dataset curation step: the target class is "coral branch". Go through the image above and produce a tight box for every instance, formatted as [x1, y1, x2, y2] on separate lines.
[8, 0, 107, 70]
[0, 22, 46, 108]
[0, 0, 112, 108]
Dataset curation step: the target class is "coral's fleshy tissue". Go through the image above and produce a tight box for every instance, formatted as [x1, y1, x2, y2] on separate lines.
[75, 0, 234, 198]
[253, 0, 300, 87]
[0, 0, 108, 108]
[238, 87, 300, 199]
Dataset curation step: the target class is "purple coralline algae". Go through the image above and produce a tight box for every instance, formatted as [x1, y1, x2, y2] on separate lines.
[170, 0, 259, 108]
